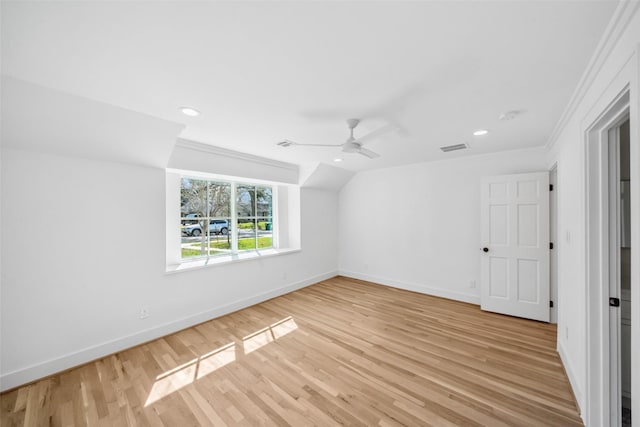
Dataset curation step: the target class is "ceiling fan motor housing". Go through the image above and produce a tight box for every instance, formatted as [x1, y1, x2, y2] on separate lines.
[346, 118, 360, 129]
[342, 141, 361, 153]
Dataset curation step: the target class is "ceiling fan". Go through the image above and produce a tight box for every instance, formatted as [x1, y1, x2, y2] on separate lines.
[277, 119, 390, 159]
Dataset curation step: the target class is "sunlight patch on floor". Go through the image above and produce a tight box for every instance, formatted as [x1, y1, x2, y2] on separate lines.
[271, 317, 298, 339]
[243, 316, 298, 354]
[145, 317, 298, 406]
[197, 342, 237, 379]
[243, 327, 273, 354]
[145, 342, 235, 406]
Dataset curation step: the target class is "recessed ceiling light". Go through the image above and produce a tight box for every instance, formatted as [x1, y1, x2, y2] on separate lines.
[473, 129, 489, 136]
[333, 158, 343, 162]
[179, 106, 201, 117]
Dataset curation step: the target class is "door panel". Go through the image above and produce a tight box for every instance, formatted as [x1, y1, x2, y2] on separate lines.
[489, 257, 509, 297]
[517, 259, 539, 303]
[490, 205, 509, 244]
[517, 204, 539, 246]
[481, 172, 550, 322]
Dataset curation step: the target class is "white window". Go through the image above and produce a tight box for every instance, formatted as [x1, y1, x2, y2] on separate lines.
[180, 177, 274, 260]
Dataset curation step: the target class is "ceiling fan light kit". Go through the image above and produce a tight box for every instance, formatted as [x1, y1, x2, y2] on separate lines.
[342, 141, 360, 153]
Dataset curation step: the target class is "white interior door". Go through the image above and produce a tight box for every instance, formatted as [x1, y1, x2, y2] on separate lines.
[481, 172, 550, 322]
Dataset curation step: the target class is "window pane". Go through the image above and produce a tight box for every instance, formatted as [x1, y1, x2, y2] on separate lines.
[237, 219, 256, 250]
[257, 217, 273, 248]
[181, 217, 210, 258]
[208, 183, 231, 217]
[181, 178, 208, 219]
[256, 187, 272, 217]
[208, 219, 231, 255]
[236, 185, 256, 217]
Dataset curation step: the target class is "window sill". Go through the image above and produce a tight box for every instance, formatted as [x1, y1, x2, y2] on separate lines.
[165, 248, 301, 274]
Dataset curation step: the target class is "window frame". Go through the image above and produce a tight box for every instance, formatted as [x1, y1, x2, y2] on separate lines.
[180, 175, 275, 261]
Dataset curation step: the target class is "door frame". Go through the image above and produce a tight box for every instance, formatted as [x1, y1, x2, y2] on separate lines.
[549, 164, 558, 324]
[585, 86, 629, 426]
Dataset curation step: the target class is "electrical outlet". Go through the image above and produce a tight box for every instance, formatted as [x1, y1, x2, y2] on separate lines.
[565, 326, 569, 339]
[139, 308, 149, 319]
[282, 272, 287, 280]
[470, 280, 476, 289]
[363, 263, 369, 271]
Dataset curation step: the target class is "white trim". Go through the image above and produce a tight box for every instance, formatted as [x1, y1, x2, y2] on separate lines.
[176, 138, 298, 172]
[546, 1, 640, 151]
[558, 341, 584, 424]
[549, 164, 558, 324]
[166, 248, 301, 274]
[375, 146, 547, 174]
[584, 84, 630, 427]
[628, 45, 639, 426]
[168, 168, 287, 187]
[339, 270, 480, 305]
[0, 270, 338, 392]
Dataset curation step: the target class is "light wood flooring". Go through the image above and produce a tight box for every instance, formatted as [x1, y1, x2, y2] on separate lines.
[1, 276, 582, 426]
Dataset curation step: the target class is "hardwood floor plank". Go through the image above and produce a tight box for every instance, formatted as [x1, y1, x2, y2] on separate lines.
[1, 276, 583, 426]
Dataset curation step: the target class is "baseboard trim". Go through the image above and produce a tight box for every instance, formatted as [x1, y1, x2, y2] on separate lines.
[338, 270, 480, 305]
[0, 270, 337, 392]
[557, 341, 584, 424]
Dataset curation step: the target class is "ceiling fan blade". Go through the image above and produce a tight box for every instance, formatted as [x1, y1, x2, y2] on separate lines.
[299, 110, 354, 120]
[354, 123, 398, 144]
[297, 143, 343, 147]
[358, 147, 380, 159]
[277, 140, 341, 148]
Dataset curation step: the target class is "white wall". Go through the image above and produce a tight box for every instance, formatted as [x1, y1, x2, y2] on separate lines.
[338, 147, 547, 303]
[546, 3, 640, 423]
[0, 147, 338, 391]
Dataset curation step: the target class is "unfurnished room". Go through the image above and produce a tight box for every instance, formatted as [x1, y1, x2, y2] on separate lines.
[0, 1, 638, 426]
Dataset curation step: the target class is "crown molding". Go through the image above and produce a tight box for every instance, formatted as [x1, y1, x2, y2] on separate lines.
[175, 138, 298, 172]
[545, 0, 640, 151]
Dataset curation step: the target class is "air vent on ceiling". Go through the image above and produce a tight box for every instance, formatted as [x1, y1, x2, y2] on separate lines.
[440, 143, 468, 152]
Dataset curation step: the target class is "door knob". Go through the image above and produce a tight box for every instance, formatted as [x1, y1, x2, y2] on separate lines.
[482, 247, 489, 253]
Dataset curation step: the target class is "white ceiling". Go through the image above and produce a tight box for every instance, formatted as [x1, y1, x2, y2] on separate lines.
[1, 1, 618, 172]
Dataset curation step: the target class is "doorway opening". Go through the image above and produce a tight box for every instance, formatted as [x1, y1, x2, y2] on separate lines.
[585, 87, 631, 426]
[610, 118, 632, 426]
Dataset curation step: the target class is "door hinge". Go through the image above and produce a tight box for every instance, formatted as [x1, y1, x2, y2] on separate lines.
[550, 242, 554, 250]
[609, 298, 620, 307]
[549, 184, 554, 191]
[549, 301, 554, 308]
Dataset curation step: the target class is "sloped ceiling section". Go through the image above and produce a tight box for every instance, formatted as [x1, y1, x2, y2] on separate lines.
[299, 162, 355, 191]
[0, 76, 184, 169]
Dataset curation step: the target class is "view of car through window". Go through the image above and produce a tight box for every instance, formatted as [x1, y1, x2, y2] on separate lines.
[182, 219, 229, 237]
